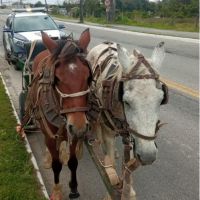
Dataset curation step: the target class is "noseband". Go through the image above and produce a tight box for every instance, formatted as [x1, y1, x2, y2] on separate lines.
[55, 86, 90, 114]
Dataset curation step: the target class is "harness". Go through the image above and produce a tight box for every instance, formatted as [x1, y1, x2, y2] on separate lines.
[88, 42, 168, 140]
[87, 42, 169, 175]
[21, 54, 91, 150]
[21, 59, 66, 146]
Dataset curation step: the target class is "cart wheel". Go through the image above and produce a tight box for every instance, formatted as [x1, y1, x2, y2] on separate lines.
[14, 64, 20, 71]
[13, 61, 20, 71]
[19, 91, 26, 121]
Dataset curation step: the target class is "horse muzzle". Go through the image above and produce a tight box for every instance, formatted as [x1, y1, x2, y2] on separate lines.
[67, 123, 90, 138]
[135, 141, 158, 165]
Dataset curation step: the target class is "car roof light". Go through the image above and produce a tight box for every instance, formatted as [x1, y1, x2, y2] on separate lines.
[12, 7, 47, 13]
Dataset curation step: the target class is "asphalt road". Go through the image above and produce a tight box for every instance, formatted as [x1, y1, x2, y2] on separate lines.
[0, 9, 199, 200]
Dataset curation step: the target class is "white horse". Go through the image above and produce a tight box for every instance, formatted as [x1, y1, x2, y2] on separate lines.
[87, 41, 167, 199]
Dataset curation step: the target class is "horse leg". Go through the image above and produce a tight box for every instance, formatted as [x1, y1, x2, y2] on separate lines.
[43, 147, 52, 169]
[68, 140, 80, 199]
[50, 159, 63, 200]
[45, 139, 63, 200]
[121, 175, 136, 200]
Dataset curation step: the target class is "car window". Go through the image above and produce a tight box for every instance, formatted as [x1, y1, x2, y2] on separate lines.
[13, 15, 58, 32]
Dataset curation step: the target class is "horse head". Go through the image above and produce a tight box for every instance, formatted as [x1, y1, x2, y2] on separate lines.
[117, 42, 167, 165]
[41, 28, 91, 139]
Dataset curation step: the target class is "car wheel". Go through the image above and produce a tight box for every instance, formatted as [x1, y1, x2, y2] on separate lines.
[2, 39, 11, 64]
[13, 63, 21, 71]
[4, 52, 11, 64]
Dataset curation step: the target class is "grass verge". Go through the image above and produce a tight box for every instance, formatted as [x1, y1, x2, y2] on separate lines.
[52, 14, 198, 32]
[0, 78, 46, 200]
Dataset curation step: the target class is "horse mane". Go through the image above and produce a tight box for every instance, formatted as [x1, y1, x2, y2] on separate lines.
[50, 38, 81, 64]
[50, 40, 66, 64]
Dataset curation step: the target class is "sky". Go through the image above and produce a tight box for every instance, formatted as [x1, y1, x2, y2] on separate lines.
[2, 0, 159, 6]
[2, 0, 64, 5]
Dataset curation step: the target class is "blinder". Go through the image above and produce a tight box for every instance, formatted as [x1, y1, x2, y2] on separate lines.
[118, 81, 124, 102]
[160, 82, 168, 105]
[156, 80, 169, 105]
[118, 80, 169, 105]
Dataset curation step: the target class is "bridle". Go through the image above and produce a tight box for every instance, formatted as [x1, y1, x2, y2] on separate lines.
[89, 43, 167, 141]
[55, 86, 90, 114]
[119, 53, 166, 141]
[121, 54, 159, 81]
[120, 54, 164, 141]
[54, 39, 92, 115]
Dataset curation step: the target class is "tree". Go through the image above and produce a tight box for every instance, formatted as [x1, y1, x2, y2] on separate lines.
[34, 1, 44, 7]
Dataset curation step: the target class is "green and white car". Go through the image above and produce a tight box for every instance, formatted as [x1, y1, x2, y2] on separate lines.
[2, 7, 67, 70]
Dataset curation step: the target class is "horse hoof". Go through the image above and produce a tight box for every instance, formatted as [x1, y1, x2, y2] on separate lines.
[50, 184, 62, 200]
[50, 193, 62, 200]
[69, 191, 80, 199]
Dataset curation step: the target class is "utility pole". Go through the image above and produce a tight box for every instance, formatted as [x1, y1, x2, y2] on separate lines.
[105, 0, 115, 23]
[79, 0, 84, 23]
[44, 0, 48, 13]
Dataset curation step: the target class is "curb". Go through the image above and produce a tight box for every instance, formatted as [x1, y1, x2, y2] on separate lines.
[0, 72, 49, 200]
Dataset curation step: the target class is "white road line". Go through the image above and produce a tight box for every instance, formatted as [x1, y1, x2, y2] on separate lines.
[0, 73, 49, 200]
[57, 20, 199, 44]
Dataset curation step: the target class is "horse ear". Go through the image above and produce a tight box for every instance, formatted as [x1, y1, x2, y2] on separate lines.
[151, 41, 165, 70]
[41, 31, 58, 53]
[78, 28, 90, 51]
[117, 44, 132, 72]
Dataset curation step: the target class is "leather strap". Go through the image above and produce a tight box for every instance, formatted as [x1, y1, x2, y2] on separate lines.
[121, 54, 159, 81]
[60, 107, 89, 114]
[128, 128, 158, 141]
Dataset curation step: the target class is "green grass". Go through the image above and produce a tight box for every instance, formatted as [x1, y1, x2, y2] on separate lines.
[0, 78, 46, 200]
[52, 14, 198, 32]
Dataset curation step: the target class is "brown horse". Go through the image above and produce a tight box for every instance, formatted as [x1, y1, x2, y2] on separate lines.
[24, 28, 91, 199]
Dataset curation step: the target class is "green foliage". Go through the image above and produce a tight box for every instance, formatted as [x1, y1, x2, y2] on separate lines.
[51, 6, 60, 14]
[0, 79, 46, 200]
[70, 7, 79, 18]
[61, 0, 198, 32]
[34, 1, 44, 7]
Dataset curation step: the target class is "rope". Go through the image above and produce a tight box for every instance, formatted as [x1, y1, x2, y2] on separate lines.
[55, 86, 90, 98]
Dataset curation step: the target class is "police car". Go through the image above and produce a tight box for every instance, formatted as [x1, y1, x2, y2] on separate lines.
[2, 7, 67, 70]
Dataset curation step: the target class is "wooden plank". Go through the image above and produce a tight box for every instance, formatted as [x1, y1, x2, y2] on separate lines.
[84, 138, 121, 200]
